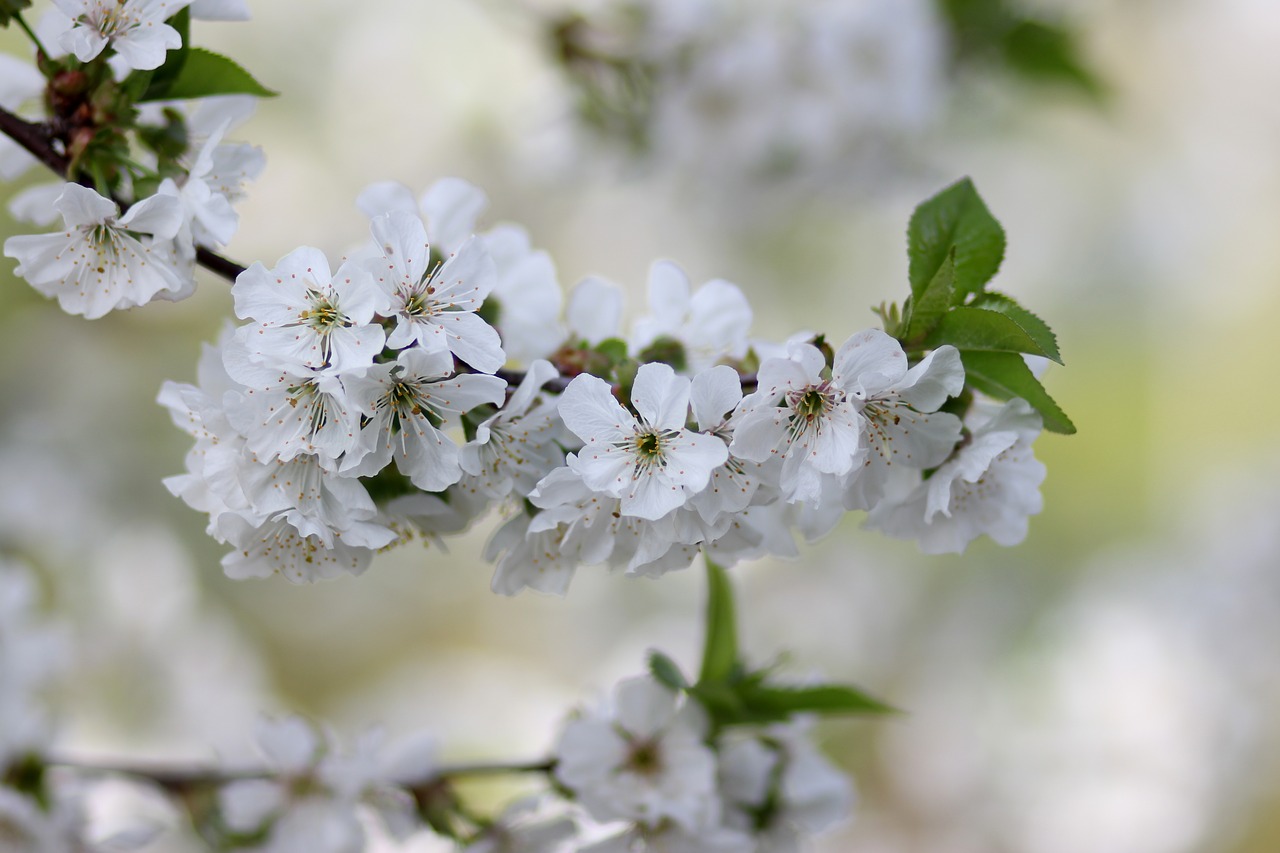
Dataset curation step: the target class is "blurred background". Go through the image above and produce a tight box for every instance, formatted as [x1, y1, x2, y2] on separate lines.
[3, 0, 1280, 850]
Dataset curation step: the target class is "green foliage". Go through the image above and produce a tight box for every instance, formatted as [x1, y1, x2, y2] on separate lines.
[689, 558, 896, 731]
[593, 337, 629, 364]
[140, 48, 277, 102]
[900, 179, 1073, 435]
[648, 650, 689, 691]
[1002, 20, 1104, 100]
[0, 0, 31, 27]
[960, 351, 1076, 434]
[922, 305, 1059, 362]
[936, 0, 1102, 98]
[971, 291, 1061, 363]
[902, 248, 956, 342]
[699, 559, 738, 685]
[637, 335, 689, 373]
[908, 177, 1005, 308]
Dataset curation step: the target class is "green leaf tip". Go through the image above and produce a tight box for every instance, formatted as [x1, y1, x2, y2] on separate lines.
[961, 350, 1076, 434]
[140, 47, 277, 102]
[648, 651, 689, 692]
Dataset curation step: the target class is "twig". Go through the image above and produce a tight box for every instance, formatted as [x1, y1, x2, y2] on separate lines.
[46, 754, 557, 793]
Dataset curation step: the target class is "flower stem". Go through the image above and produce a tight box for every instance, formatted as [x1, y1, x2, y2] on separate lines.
[13, 13, 49, 60]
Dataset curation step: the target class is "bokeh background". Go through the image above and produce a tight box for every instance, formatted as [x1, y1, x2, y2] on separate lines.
[3, 0, 1280, 850]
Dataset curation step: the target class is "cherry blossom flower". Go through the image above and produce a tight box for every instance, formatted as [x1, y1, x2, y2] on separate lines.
[342, 348, 506, 491]
[630, 261, 753, 372]
[4, 183, 187, 319]
[363, 211, 505, 372]
[459, 359, 565, 500]
[233, 247, 387, 373]
[559, 363, 728, 521]
[556, 676, 720, 832]
[53, 0, 193, 71]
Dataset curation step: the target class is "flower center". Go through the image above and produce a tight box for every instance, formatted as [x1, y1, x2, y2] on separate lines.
[625, 738, 663, 776]
[299, 288, 348, 332]
[785, 383, 840, 439]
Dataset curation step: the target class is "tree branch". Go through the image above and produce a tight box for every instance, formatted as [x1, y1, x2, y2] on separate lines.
[47, 754, 557, 794]
[0, 104, 247, 283]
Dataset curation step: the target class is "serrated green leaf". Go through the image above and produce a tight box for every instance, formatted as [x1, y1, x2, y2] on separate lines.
[0, 0, 33, 27]
[908, 178, 1006, 304]
[923, 306, 1055, 361]
[961, 350, 1076, 434]
[739, 683, 899, 718]
[140, 47, 276, 102]
[698, 558, 738, 685]
[648, 651, 688, 691]
[1002, 19, 1105, 101]
[971, 292, 1061, 363]
[903, 248, 956, 342]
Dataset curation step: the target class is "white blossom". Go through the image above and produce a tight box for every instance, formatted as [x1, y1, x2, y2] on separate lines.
[459, 359, 565, 500]
[556, 676, 720, 832]
[631, 261, 753, 373]
[364, 211, 505, 372]
[53, 0, 193, 71]
[559, 363, 728, 521]
[4, 183, 187, 319]
[342, 348, 507, 491]
[221, 341, 362, 470]
[837, 330, 964, 510]
[232, 246, 388, 373]
[866, 397, 1046, 553]
[718, 723, 854, 850]
[731, 342, 863, 504]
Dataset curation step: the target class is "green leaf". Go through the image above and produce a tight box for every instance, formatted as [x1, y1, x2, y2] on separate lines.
[908, 178, 1006, 305]
[960, 350, 1076, 434]
[902, 248, 956, 342]
[970, 292, 1061, 363]
[593, 337, 628, 364]
[922, 306, 1056, 361]
[1002, 19, 1105, 100]
[698, 558, 738, 685]
[140, 48, 276, 101]
[738, 683, 899, 718]
[648, 651, 688, 691]
[0, 0, 33, 27]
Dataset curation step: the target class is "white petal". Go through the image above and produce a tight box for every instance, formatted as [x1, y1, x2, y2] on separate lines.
[833, 328, 907, 399]
[558, 374, 636, 444]
[690, 365, 743, 430]
[567, 276, 624, 344]
[421, 177, 488, 251]
[615, 677, 678, 739]
[630, 362, 691, 430]
[357, 180, 418, 218]
[897, 345, 965, 411]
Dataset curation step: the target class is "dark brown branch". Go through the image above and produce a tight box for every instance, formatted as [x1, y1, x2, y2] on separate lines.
[0, 104, 247, 283]
[0, 107, 69, 177]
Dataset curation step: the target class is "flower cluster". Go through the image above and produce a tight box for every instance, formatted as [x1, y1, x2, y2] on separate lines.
[555, 676, 852, 852]
[2, 5, 264, 317]
[157, 178, 1049, 589]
